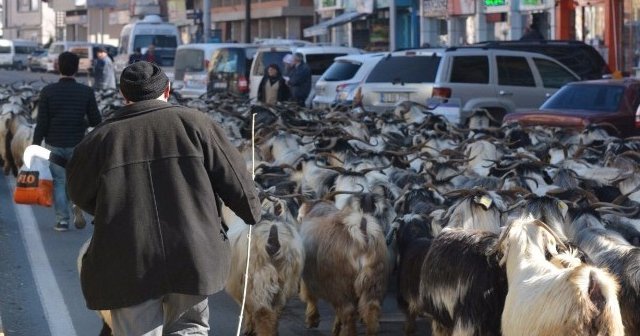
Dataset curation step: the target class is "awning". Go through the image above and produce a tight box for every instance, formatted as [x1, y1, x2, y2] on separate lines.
[303, 11, 367, 37]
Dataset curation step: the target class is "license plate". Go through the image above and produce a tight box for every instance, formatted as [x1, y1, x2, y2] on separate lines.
[213, 82, 227, 89]
[381, 92, 409, 103]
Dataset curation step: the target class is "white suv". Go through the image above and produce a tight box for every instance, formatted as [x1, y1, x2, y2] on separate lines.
[312, 53, 384, 109]
[358, 47, 579, 124]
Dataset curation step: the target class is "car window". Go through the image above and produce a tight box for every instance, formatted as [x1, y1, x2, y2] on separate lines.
[542, 84, 625, 112]
[366, 55, 441, 84]
[450, 56, 489, 84]
[70, 47, 89, 58]
[253, 51, 289, 76]
[51, 45, 64, 54]
[306, 53, 347, 76]
[15, 46, 36, 54]
[133, 35, 178, 50]
[322, 60, 361, 81]
[533, 58, 577, 89]
[212, 49, 239, 73]
[0, 46, 10, 54]
[497, 56, 535, 87]
[175, 49, 205, 72]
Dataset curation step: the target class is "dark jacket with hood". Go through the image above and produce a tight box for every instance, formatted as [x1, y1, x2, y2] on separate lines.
[257, 74, 290, 103]
[66, 99, 261, 310]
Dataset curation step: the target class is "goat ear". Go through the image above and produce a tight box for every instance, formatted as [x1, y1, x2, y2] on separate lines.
[558, 201, 569, 219]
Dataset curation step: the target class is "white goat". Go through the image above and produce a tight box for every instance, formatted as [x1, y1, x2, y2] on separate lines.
[499, 216, 624, 336]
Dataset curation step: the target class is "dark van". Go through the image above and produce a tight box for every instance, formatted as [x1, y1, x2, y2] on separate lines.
[474, 40, 611, 80]
[207, 45, 258, 97]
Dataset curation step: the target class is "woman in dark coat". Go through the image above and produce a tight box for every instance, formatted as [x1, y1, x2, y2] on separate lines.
[257, 64, 290, 104]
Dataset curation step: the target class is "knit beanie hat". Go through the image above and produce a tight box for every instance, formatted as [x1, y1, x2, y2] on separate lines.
[119, 61, 169, 102]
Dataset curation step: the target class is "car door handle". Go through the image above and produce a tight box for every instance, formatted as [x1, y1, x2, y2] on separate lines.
[499, 90, 513, 96]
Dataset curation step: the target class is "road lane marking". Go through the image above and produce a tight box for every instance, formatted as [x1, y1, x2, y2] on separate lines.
[6, 177, 78, 336]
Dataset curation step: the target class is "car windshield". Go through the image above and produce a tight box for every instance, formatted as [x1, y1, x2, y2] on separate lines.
[322, 60, 361, 81]
[175, 49, 204, 72]
[133, 35, 178, 49]
[542, 84, 625, 112]
[366, 55, 441, 84]
[0, 46, 10, 54]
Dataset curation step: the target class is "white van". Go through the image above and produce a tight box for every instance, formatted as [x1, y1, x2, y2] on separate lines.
[249, 45, 363, 106]
[0, 39, 39, 70]
[113, 15, 181, 83]
[46, 41, 88, 72]
[173, 43, 251, 98]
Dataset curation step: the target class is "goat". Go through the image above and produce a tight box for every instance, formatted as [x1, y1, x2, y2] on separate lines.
[394, 212, 436, 335]
[419, 228, 507, 336]
[499, 217, 624, 336]
[225, 212, 304, 336]
[573, 226, 640, 335]
[297, 199, 389, 336]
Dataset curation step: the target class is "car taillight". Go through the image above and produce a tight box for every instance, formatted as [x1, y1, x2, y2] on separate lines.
[432, 87, 451, 98]
[238, 75, 249, 93]
[353, 86, 363, 106]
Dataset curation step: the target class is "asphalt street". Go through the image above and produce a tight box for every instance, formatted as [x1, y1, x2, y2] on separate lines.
[0, 69, 430, 335]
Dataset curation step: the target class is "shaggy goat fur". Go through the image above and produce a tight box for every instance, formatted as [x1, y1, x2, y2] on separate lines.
[419, 228, 507, 336]
[395, 213, 435, 335]
[226, 215, 304, 336]
[297, 200, 389, 336]
[500, 217, 624, 336]
[574, 227, 640, 335]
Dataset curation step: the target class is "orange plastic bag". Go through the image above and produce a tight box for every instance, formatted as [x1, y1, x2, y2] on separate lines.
[13, 157, 53, 207]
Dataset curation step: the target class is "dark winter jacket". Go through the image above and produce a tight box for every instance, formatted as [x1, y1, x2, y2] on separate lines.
[257, 75, 290, 103]
[288, 62, 312, 103]
[66, 99, 261, 310]
[33, 77, 102, 147]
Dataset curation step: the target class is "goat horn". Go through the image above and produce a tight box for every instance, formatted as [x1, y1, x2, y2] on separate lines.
[323, 183, 366, 201]
[357, 163, 393, 174]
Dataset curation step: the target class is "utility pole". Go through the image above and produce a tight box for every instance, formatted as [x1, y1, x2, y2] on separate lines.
[203, 0, 210, 42]
[389, 0, 396, 51]
[244, 0, 250, 43]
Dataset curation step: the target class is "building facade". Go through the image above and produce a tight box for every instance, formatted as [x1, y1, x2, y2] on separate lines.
[3, 0, 56, 44]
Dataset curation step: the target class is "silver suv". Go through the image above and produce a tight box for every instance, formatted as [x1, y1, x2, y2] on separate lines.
[359, 47, 579, 124]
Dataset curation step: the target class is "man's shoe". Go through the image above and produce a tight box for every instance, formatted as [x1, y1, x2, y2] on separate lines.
[73, 205, 86, 229]
[54, 222, 69, 232]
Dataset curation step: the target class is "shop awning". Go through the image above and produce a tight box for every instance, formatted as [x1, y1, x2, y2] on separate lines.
[303, 11, 367, 37]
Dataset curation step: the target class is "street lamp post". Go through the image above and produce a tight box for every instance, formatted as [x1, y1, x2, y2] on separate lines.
[203, 0, 210, 42]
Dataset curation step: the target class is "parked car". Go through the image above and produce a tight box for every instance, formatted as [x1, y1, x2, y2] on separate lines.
[204, 44, 257, 98]
[68, 43, 117, 75]
[114, 15, 181, 83]
[473, 40, 611, 80]
[0, 39, 39, 70]
[312, 53, 384, 109]
[174, 43, 242, 98]
[28, 49, 48, 72]
[46, 41, 89, 72]
[503, 79, 640, 137]
[357, 47, 579, 124]
[249, 45, 364, 105]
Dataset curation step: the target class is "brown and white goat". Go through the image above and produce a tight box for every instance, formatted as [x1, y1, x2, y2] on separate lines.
[297, 199, 389, 336]
[499, 217, 624, 336]
[225, 212, 304, 336]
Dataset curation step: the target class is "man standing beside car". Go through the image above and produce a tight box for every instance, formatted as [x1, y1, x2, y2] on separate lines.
[93, 47, 115, 90]
[287, 52, 311, 107]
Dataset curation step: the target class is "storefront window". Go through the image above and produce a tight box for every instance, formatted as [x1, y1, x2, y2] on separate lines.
[577, 3, 607, 61]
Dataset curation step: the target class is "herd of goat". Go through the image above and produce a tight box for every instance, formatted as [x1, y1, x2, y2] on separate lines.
[2, 80, 640, 336]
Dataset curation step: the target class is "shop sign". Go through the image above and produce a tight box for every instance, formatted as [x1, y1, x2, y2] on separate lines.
[449, 0, 475, 15]
[356, 0, 374, 14]
[520, 0, 549, 10]
[65, 15, 87, 24]
[319, 0, 343, 11]
[483, 0, 508, 13]
[87, 0, 116, 8]
[423, 0, 448, 17]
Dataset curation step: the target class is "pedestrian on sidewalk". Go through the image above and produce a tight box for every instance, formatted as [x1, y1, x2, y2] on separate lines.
[66, 61, 261, 335]
[93, 47, 116, 90]
[33, 51, 101, 232]
[257, 63, 290, 104]
[287, 52, 311, 107]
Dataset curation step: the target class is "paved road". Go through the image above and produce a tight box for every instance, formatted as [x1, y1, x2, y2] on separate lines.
[0, 69, 430, 335]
